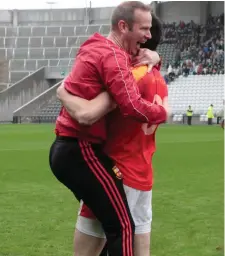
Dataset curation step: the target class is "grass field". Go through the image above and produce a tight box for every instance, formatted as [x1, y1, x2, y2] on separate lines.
[0, 124, 223, 256]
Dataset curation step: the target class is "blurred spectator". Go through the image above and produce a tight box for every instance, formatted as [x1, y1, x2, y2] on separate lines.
[161, 13, 224, 78]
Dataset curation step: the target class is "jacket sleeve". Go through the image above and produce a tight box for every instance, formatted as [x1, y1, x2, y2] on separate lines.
[101, 51, 167, 125]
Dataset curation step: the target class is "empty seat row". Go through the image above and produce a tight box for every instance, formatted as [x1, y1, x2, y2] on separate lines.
[0, 36, 92, 48]
[0, 47, 79, 60]
[168, 75, 224, 114]
[9, 59, 73, 71]
[0, 25, 110, 37]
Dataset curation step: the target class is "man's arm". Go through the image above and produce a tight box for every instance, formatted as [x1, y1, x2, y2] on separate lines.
[57, 84, 115, 125]
[101, 50, 167, 125]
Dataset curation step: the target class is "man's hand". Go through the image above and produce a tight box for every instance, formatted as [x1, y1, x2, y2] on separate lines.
[132, 49, 160, 72]
[154, 95, 170, 120]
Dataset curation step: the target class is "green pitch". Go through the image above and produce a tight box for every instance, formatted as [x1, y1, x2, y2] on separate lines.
[0, 124, 223, 256]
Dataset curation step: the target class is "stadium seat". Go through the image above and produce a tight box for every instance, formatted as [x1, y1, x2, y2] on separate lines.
[18, 27, 32, 37]
[42, 37, 54, 47]
[29, 48, 44, 59]
[6, 27, 17, 37]
[0, 49, 6, 59]
[25, 60, 37, 71]
[0, 27, 6, 37]
[49, 59, 59, 66]
[5, 38, 16, 48]
[32, 27, 46, 37]
[67, 37, 78, 47]
[75, 26, 87, 36]
[16, 38, 29, 48]
[47, 26, 61, 36]
[30, 37, 42, 47]
[44, 48, 59, 59]
[61, 26, 75, 37]
[87, 25, 101, 35]
[13, 48, 28, 59]
[58, 59, 70, 66]
[10, 59, 25, 71]
[37, 59, 49, 69]
[59, 48, 70, 59]
[69, 48, 79, 58]
[0, 38, 4, 47]
[55, 37, 67, 47]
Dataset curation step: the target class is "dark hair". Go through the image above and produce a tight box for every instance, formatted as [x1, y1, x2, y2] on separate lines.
[111, 1, 151, 30]
[141, 12, 162, 50]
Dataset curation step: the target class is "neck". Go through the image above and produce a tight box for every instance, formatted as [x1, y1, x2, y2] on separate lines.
[107, 31, 124, 50]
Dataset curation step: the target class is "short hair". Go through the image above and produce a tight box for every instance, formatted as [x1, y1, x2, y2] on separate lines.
[141, 12, 162, 51]
[111, 1, 151, 30]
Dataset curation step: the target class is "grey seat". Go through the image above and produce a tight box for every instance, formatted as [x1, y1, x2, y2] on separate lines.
[10, 59, 25, 71]
[59, 59, 70, 66]
[30, 37, 42, 47]
[32, 27, 46, 37]
[37, 59, 49, 69]
[16, 38, 29, 48]
[61, 26, 75, 36]
[75, 26, 87, 35]
[0, 27, 6, 37]
[25, 60, 37, 71]
[69, 48, 79, 58]
[59, 48, 70, 58]
[0, 38, 4, 47]
[67, 37, 78, 47]
[47, 27, 61, 36]
[45, 48, 59, 59]
[78, 36, 89, 45]
[42, 37, 54, 47]
[18, 27, 32, 37]
[6, 27, 17, 37]
[87, 25, 100, 35]
[55, 37, 67, 47]
[5, 38, 16, 48]
[69, 59, 74, 66]
[14, 48, 28, 59]
[49, 59, 59, 66]
[29, 48, 44, 59]
[6, 48, 13, 59]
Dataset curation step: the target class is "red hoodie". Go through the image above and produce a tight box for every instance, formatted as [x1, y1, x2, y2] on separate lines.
[55, 33, 166, 143]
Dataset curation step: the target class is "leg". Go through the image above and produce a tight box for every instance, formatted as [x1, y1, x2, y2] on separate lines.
[99, 242, 109, 256]
[124, 186, 152, 256]
[134, 233, 151, 256]
[49, 137, 134, 256]
[77, 186, 152, 256]
[73, 228, 106, 256]
[187, 116, 190, 125]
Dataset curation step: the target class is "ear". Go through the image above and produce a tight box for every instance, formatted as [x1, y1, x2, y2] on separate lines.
[118, 20, 129, 34]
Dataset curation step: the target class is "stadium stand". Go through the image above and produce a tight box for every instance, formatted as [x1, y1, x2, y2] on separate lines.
[0, 2, 224, 125]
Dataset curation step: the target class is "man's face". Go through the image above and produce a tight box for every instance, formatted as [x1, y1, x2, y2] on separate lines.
[123, 9, 152, 56]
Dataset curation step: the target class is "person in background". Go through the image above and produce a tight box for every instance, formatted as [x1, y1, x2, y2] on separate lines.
[207, 104, 214, 125]
[186, 105, 193, 125]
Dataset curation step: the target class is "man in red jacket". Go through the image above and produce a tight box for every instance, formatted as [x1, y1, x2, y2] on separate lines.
[49, 2, 168, 256]
[57, 12, 168, 256]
